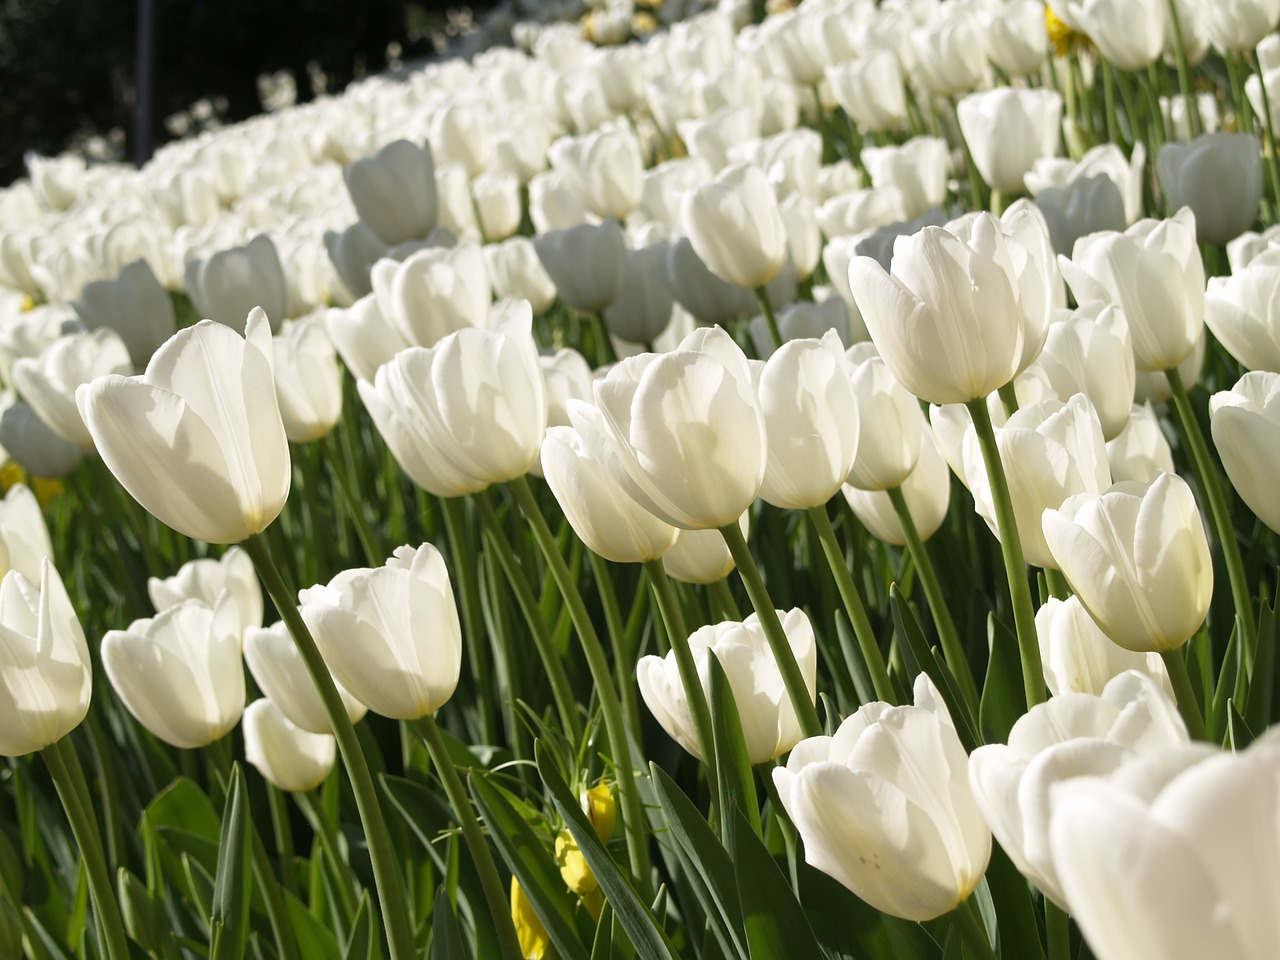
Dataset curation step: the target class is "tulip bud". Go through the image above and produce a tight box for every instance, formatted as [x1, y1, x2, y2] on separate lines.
[299, 544, 462, 720]
[343, 139, 438, 246]
[324, 295, 411, 384]
[534, 219, 627, 314]
[825, 51, 908, 133]
[243, 698, 337, 793]
[912, 14, 990, 97]
[1205, 250, 1280, 372]
[73, 259, 176, 368]
[78, 310, 291, 544]
[148, 546, 262, 638]
[1106, 403, 1176, 483]
[844, 346, 925, 491]
[0, 484, 53, 583]
[602, 244, 675, 345]
[528, 171, 590, 235]
[1042, 472, 1213, 652]
[666, 236, 756, 326]
[12, 329, 132, 450]
[774, 673, 992, 922]
[371, 242, 491, 349]
[485, 237, 558, 316]
[185, 235, 288, 334]
[1197, 0, 1280, 51]
[639, 609, 816, 764]
[1075, 0, 1166, 70]
[324, 222, 388, 301]
[102, 597, 245, 749]
[861, 137, 950, 220]
[843, 424, 950, 547]
[1037, 597, 1172, 698]
[1033, 303, 1136, 440]
[244, 620, 367, 734]
[271, 317, 343, 444]
[1210, 370, 1280, 534]
[681, 163, 789, 290]
[0, 560, 91, 756]
[957, 89, 1064, 195]
[1157, 134, 1262, 245]
[359, 301, 546, 498]
[549, 124, 645, 221]
[0, 402, 82, 479]
[429, 103, 491, 179]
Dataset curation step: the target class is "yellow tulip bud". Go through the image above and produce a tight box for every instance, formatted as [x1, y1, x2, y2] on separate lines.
[510, 877, 550, 960]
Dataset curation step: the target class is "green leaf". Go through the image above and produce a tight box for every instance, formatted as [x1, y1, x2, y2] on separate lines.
[890, 587, 980, 751]
[1228, 699, 1257, 750]
[284, 891, 342, 960]
[117, 868, 159, 952]
[978, 615, 1023, 746]
[708, 652, 761, 841]
[647, 764, 747, 960]
[589, 900, 616, 960]
[342, 893, 373, 960]
[182, 853, 216, 928]
[1209, 623, 1240, 743]
[1246, 597, 1277, 732]
[796, 862, 939, 960]
[982, 843, 1044, 960]
[210, 764, 253, 960]
[468, 773, 590, 960]
[428, 886, 466, 960]
[145, 778, 222, 843]
[535, 742, 679, 960]
[726, 806, 821, 960]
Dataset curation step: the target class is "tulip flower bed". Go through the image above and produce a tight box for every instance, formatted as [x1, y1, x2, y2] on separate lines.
[5, 1, 1280, 959]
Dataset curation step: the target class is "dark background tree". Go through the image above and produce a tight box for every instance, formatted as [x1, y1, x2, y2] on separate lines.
[0, 0, 465, 186]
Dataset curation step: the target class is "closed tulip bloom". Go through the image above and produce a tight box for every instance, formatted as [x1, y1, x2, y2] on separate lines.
[681, 163, 789, 290]
[372, 242, 491, 349]
[299, 544, 462, 720]
[591, 326, 766, 529]
[324, 221, 387, 301]
[243, 698, 336, 793]
[1197, 0, 1280, 51]
[861, 138, 950, 221]
[244, 621, 367, 734]
[1134, 332, 1206, 403]
[534, 219, 627, 314]
[969, 671, 1186, 910]
[540, 348, 593, 431]
[757, 332, 859, 510]
[1157, 134, 1262, 245]
[844, 345, 923, 491]
[843, 424, 951, 547]
[549, 125, 644, 221]
[1033, 303, 1136, 440]
[1076, 0, 1166, 70]
[473, 171, 522, 243]
[774, 673, 992, 922]
[77, 309, 290, 544]
[485, 238, 558, 316]
[779, 194, 821, 281]
[429, 103, 491, 180]
[911, 14, 989, 97]
[73, 259, 176, 367]
[0, 403, 82, 478]
[1107, 403, 1176, 483]
[13, 329, 132, 449]
[102, 597, 245, 749]
[272, 318, 342, 444]
[984, 0, 1049, 77]
[665, 236, 757, 326]
[1032, 175, 1128, 256]
[343, 139, 438, 246]
[0, 560, 91, 756]
[185, 234, 288, 334]
[358, 302, 546, 498]
[964, 393, 1112, 569]
[1050, 735, 1280, 960]
[1043, 472, 1213, 651]
[148, 547, 262, 637]
[849, 214, 1024, 405]
[639, 609, 816, 764]
[542, 407, 679, 564]
[1038, 597, 1171, 698]
[1059, 209, 1204, 372]
[529, 171, 590, 235]
[323, 295, 410, 384]
[1210, 371, 1280, 534]
[826, 51, 909, 133]
[1205, 251, 1280, 371]
[750, 299, 852, 360]
[603, 244, 675, 345]
[661, 513, 748, 584]
[958, 89, 1064, 196]
[0, 485, 53, 584]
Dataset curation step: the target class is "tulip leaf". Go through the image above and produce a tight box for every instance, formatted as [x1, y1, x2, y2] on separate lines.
[835, 610, 875, 707]
[1209, 625, 1240, 743]
[145, 777, 223, 844]
[1245, 595, 1277, 732]
[209, 764, 252, 960]
[468, 772, 592, 960]
[342, 892, 373, 960]
[796, 861, 940, 960]
[890, 588, 980, 751]
[535, 741, 680, 960]
[726, 805, 822, 960]
[428, 886, 466, 960]
[1227, 699, 1257, 750]
[982, 843, 1044, 960]
[979, 615, 1023, 746]
[182, 853, 215, 931]
[284, 890, 342, 960]
[708, 652, 762, 841]
[589, 900, 617, 960]
[648, 763, 748, 960]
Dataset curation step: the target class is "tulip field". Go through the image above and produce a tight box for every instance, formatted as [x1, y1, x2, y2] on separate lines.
[5, 0, 1280, 958]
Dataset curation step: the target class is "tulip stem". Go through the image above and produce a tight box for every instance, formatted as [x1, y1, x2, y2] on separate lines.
[997, 382, 1020, 419]
[509, 475, 653, 897]
[1251, 52, 1280, 210]
[966, 398, 1047, 708]
[242, 533, 416, 960]
[754, 288, 783, 351]
[1046, 899, 1071, 960]
[805, 506, 897, 704]
[1164, 367, 1257, 660]
[644, 559, 720, 809]
[709, 577, 741, 620]
[295, 790, 360, 923]
[1164, 0, 1203, 138]
[719, 518, 823, 737]
[474, 488, 583, 743]
[1044, 567, 1072, 601]
[42, 737, 130, 960]
[1101, 59, 1122, 148]
[949, 897, 999, 960]
[886, 486, 979, 709]
[415, 715, 524, 960]
[1160, 649, 1209, 741]
[321, 436, 381, 566]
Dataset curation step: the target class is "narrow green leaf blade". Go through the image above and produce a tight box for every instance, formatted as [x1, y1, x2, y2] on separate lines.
[210, 764, 253, 960]
[727, 806, 821, 960]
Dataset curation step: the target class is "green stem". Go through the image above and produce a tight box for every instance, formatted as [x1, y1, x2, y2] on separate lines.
[708, 577, 741, 620]
[295, 444, 329, 583]
[474, 489, 582, 743]
[804, 506, 896, 704]
[1102, 59, 1122, 147]
[1164, 367, 1257, 659]
[718, 519, 822, 736]
[321, 434, 380, 566]
[950, 896, 999, 960]
[754, 288, 783, 352]
[951, 97, 987, 212]
[509, 475, 652, 896]
[1165, 0, 1203, 137]
[1044, 567, 1072, 601]
[1046, 899, 1071, 960]
[1160, 648, 1209, 741]
[241, 533, 415, 960]
[1227, 52, 1254, 138]
[440, 496, 496, 746]
[295, 790, 359, 923]
[415, 715, 523, 960]
[966, 398, 1047, 707]
[886, 486, 979, 709]
[1251, 52, 1280, 211]
[997, 382, 1019, 419]
[250, 826, 301, 960]
[645, 559, 719, 807]
[266, 784, 296, 891]
[42, 737, 130, 960]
